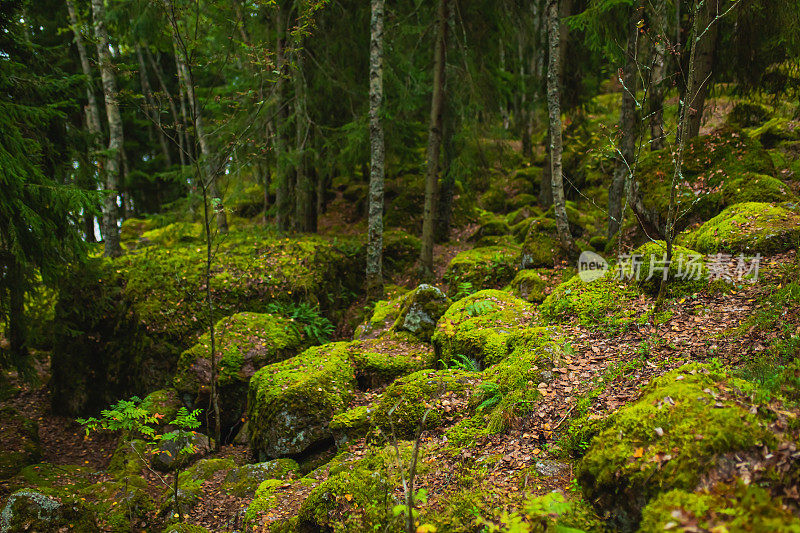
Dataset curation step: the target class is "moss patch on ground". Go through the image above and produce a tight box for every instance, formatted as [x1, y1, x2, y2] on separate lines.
[443, 246, 521, 295]
[628, 241, 707, 297]
[540, 273, 641, 329]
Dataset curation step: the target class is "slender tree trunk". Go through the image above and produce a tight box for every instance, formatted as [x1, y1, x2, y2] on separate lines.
[366, 0, 385, 300]
[659, 0, 703, 304]
[685, 1, 718, 139]
[419, 0, 449, 278]
[648, 0, 668, 151]
[274, 6, 291, 231]
[146, 46, 186, 169]
[293, 45, 314, 232]
[7, 261, 28, 376]
[607, 1, 641, 240]
[90, 0, 122, 257]
[546, 0, 575, 255]
[136, 44, 173, 166]
[173, 36, 229, 233]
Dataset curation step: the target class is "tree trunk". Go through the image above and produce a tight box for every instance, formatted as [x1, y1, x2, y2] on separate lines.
[173, 36, 229, 233]
[607, 1, 641, 240]
[419, 0, 449, 278]
[546, 0, 575, 255]
[366, 0, 385, 300]
[146, 46, 186, 169]
[274, 5, 291, 231]
[293, 45, 314, 232]
[90, 0, 122, 257]
[136, 44, 172, 166]
[685, 1, 718, 139]
[648, 0, 668, 151]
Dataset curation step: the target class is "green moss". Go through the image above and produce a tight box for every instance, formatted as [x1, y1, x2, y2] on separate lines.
[247, 343, 356, 459]
[578, 364, 775, 531]
[640, 483, 800, 533]
[108, 439, 148, 479]
[0, 407, 40, 480]
[52, 230, 362, 416]
[161, 459, 236, 518]
[372, 369, 482, 439]
[432, 290, 536, 368]
[540, 273, 641, 329]
[519, 218, 559, 269]
[346, 338, 427, 389]
[242, 479, 284, 527]
[81, 476, 153, 532]
[727, 101, 770, 128]
[11, 463, 95, 494]
[629, 241, 707, 297]
[506, 193, 538, 211]
[120, 217, 158, 242]
[162, 523, 212, 533]
[142, 222, 204, 245]
[507, 269, 548, 303]
[722, 173, 794, 205]
[472, 212, 511, 241]
[391, 284, 452, 341]
[0, 488, 99, 532]
[444, 246, 520, 294]
[383, 230, 422, 273]
[747, 117, 800, 149]
[679, 202, 800, 254]
[223, 459, 298, 497]
[329, 406, 372, 446]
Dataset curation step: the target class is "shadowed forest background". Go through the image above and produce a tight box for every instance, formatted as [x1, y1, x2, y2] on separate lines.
[2, 0, 800, 531]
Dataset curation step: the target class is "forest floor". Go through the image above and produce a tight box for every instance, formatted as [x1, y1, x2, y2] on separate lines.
[3, 245, 794, 531]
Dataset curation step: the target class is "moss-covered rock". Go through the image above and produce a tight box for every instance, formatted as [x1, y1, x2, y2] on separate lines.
[51, 231, 362, 416]
[392, 284, 451, 341]
[108, 438, 148, 479]
[748, 117, 800, 149]
[372, 369, 482, 439]
[540, 273, 641, 328]
[519, 218, 560, 269]
[507, 269, 548, 303]
[174, 312, 304, 435]
[223, 459, 298, 496]
[638, 127, 777, 228]
[142, 388, 183, 431]
[247, 343, 356, 459]
[578, 364, 775, 531]
[242, 478, 285, 529]
[160, 458, 236, 518]
[346, 337, 428, 389]
[432, 290, 537, 368]
[329, 406, 372, 447]
[639, 482, 800, 532]
[0, 488, 99, 532]
[443, 246, 520, 295]
[151, 431, 213, 472]
[722, 173, 794, 205]
[679, 202, 800, 255]
[81, 476, 154, 532]
[727, 101, 770, 128]
[142, 222, 204, 245]
[470, 213, 511, 242]
[382, 230, 422, 273]
[0, 406, 41, 480]
[120, 217, 158, 243]
[162, 523, 211, 533]
[629, 241, 707, 297]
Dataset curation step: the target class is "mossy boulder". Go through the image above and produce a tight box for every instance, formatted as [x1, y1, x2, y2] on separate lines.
[247, 343, 356, 459]
[294, 443, 420, 532]
[120, 217, 158, 243]
[242, 479, 286, 530]
[81, 476, 153, 532]
[174, 312, 304, 436]
[346, 337, 428, 389]
[638, 127, 777, 228]
[108, 438, 148, 479]
[329, 405, 372, 447]
[142, 388, 183, 431]
[354, 293, 406, 340]
[639, 482, 800, 532]
[0, 406, 41, 480]
[577, 364, 775, 531]
[679, 202, 800, 255]
[722, 173, 794, 205]
[444, 246, 520, 295]
[392, 284, 451, 341]
[141, 222, 204, 245]
[150, 431, 213, 472]
[470, 212, 511, 242]
[0, 488, 99, 532]
[382, 230, 422, 273]
[159, 458, 236, 519]
[432, 290, 537, 368]
[629, 241, 707, 297]
[540, 273, 641, 328]
[372, 369, 482, 439]
[52, 231, 362, 416]
[223, 459, 298, 496]
[727, 101, 770, 128]
[748, 117, 800, 149]
[507, 269, 548, 303]
[162, 524, 211, 533]
[519, 218, 560, 269]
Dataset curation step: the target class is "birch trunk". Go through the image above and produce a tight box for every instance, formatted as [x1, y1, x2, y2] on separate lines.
[366, 0, 385, 299]
[545, 0, 575, 255]
[90, 0, 122, 257]
[419, 0, 449, 278]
